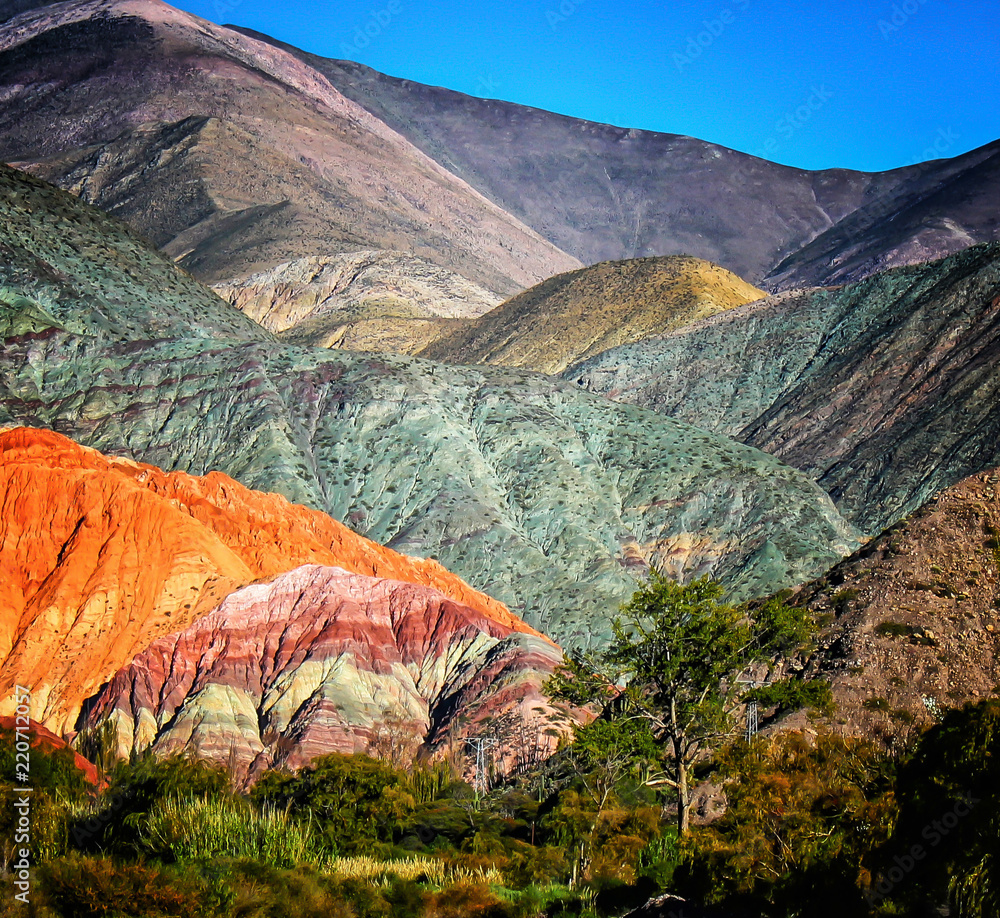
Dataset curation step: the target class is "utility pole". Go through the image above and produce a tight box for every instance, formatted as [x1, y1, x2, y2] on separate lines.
[736, 675, 770, 741]
[466, 736, 498, 801]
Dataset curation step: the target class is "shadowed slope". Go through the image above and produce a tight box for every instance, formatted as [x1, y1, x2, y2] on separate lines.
[0, 0, 579, 295]
[570, 244, 1000, 534]
[233, 35, 1000, 288]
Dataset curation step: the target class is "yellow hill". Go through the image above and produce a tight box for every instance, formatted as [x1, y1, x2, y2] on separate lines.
[418, 255, 765, 375]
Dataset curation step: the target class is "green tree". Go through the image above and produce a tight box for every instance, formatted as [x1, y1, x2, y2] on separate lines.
[251, 753, 415, 855]
[547, 571, 816, 836]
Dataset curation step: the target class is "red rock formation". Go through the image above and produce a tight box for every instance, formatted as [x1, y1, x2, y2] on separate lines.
[0, 427, 524, 734]
[81, 565, 567, 780]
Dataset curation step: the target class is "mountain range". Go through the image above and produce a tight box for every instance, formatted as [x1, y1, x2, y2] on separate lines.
[2, 0, 1000, 792]
[0, 161, 858, 657]
[0, 0, 997, 323]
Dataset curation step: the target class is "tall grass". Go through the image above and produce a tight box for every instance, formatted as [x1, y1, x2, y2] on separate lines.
[327, 855, 504, 887]
[140, 796, 325, 868]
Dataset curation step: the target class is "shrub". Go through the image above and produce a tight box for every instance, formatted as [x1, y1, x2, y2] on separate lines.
[251, 753, 415, 854]
[39, 855, 204, 918]
[745, 678, 835, 716]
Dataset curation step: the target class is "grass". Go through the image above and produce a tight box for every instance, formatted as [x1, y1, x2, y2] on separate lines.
[327, 855, 504, 888]
[140, 796, 325, 868]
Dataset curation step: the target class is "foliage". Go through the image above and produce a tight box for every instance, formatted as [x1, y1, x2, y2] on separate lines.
[881, 700, 1000, 917]
[546, 572, 817, 837]
[745, 677, 835, 717]
[139, 795, 325, 867]
[39, 855, 205, 918]
[680, 732, 895, 916]
[0, 725, 93, 868]
[83, 752, 233, 854]
[251, 753, 416, 854]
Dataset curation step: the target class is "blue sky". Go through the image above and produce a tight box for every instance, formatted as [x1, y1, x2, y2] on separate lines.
[171, 0, 998, 173]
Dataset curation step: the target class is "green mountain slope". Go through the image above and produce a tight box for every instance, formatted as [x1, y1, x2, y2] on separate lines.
[569, 243, 1000, 534]
[0, 165, 859, 647]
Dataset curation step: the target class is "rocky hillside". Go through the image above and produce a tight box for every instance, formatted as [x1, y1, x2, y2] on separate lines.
[236, 31, 1000, 289]
[0, 427, 517, 734]
[420, 256, 763, 375]
[0, 163, 263, 341]
[791, 467, 1000, 742]
[570, 243, 1000, 535]
[0, 165, 859, 649]
[214, 252, 498, 354]
[80, 564, 566, 780]
[0, 0, 579, 296]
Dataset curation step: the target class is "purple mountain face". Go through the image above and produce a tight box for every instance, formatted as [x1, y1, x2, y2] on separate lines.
[0, 0, 996, 298]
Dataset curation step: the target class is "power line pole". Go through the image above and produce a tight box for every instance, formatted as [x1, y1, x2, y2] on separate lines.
[466, 736, 498, 801]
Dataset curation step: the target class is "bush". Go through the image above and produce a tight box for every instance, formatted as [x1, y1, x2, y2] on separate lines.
[746, 677, 835, 717]
[881, 700, 1000, 917]
[251, 753, 415, 854]
[84, 752, 233, 855]
[39, 855, 204, 918]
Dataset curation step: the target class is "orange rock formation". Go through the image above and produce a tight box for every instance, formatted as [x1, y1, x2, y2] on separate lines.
[0, 427, 523, 734]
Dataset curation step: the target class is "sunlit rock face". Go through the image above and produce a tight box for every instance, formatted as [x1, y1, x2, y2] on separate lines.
[80, 564, 567, 781]
[0, 427, 514, 734]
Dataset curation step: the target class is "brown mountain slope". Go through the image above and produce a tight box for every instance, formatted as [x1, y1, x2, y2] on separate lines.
[420, 256, 764, 375]
[214, 252, 497, 354]
[80, 564, 566, 780]
[236, 35, 1000, 289]
[786, 468, 1000, 742]
[0, 0, 579, 295]
[0, 427, 520, 734]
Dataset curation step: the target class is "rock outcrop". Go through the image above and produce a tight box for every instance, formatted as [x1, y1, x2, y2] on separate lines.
[420, 256, 764, 375]
[0, 427, 514, 734]
[569, 243, 1000, 534]
[789, 467, 1000, 742]
[214, 252, 499, 354]
[80, 565, 566, 780]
